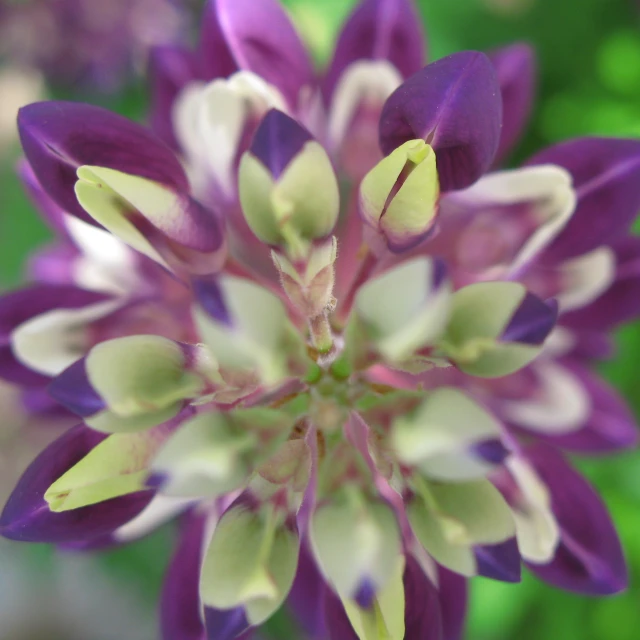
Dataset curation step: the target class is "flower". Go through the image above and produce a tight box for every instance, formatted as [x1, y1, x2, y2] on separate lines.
[0, 0, 189, 91]
[1, 0, 639, 638]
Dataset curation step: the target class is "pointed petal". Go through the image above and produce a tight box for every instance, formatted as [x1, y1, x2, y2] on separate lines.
[148, 45, 201, 150]
[215, 0, 314, 105]
[0, 425, 152, 543]
[324, 588, 359, 640]
[475, 538, 522, 583]
[18, 101, 189, 223]
[199, 0, 239, 79]
[501, 294, 558, 345]
[528, 137, 640, 259]
[325, 0, 425, 98]
[204, 606, 251, 640]
[379, 51, 502, 191]
[161, 512, 208, 640]
[437, 566, 468, 640]
[288, 545, 328, 639]
[17, 159, 67, 233]
[489, 44, 536, 163]
[403, 557, 444, 639]
[48, 358, 106, 417]
[525, 444, 628, 595]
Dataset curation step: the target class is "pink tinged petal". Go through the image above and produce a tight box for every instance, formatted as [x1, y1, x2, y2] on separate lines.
[0, 424, 153, 543]
[500, 294, 558, 346]
[534, 361, 638, 454]
[474, 538, 522, 583]
[524, 444, 628, 595]
[148, 45, 202, 150]
[379, 51, 503, 192]
[214, 0, 314, 106]
[528, 137, 640, 259]
[437, 566, 468, 640]
[0, 285, 112, 386]
[324, 0, 425, 99]
[161, 512, 208, 640]
[489, 44, 536, 164]
[403, 556, 445, 639]
[18, 101, 190, 224]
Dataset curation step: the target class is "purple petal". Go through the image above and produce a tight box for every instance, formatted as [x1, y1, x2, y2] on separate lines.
[475, 538, 522, 583]
[148, 45, 201, 151]
[215, 0, 314, 105]
[249, 110, 313, 179]
[18, 101, 189, 223]
[561, 236, 640, 333]
[204, 606, 250, 640]
[0, 285, 111, 386]
[537, 361, 638, 454]
[379, 51, 502, 192]
[353, 578, 377, 609]
[324, 587, 358, 640]
[528, 137, 640, 259]
[437, 566, 468, 640]
[0, 424, 153, 543]
[161, 512, 208, 640]
[489, 44, 536, 164]
[288, 544, 328, 639]
[199, 0, 239, 80]
[403, 556, 444, 640]
[324, 0, 425, 98]
[192, 277, 232, 326]
[48, 358, 106, 418]
[500, 294, 558, 345]
[524, 444, 628, 595]
[17, 159, 68, 234]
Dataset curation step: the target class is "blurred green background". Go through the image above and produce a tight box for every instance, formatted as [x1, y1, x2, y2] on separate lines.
[1, 0, 640, 638]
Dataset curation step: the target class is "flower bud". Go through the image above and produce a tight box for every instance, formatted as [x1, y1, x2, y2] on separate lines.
[239, 110, 340, 259]
[359, 139, 439, 252]
[439, 282, 557, 378]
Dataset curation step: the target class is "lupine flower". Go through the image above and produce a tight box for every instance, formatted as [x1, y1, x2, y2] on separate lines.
[0, 0, 189, 91]
[1, 0, 639, 639]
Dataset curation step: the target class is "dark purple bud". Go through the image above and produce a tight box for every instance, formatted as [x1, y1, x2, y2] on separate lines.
[48, 358, 105, 418]
[501, 294, 558, 345]
[379, 51, 503, 192]
[475, 538, 522, 583]
[353, 578, 377, 609]
[161, 512, 208, 640]
[204, 606, 250, 640]
[250, 110, 313, 179]
[192, 277, 233, 326]
[18, 101, 189, 224]
[148, 45, 201, 151]
[214, 0, 314, 105]
[0, 425, 153, 543]
[472, 438, 510, 464]
[525, 444, 628, 595]
[324, 0, 425, 98]
[528, 137, 640, 259]
[489, 43, 536, 164]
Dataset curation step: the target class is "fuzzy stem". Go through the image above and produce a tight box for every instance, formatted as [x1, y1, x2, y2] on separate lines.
[309, 312, 334, 354]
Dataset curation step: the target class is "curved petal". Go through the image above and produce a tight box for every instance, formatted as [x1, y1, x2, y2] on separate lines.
[214, 0, 314, 105]
[288, 545, 328, 639]
[403, 557, 444, 639]
[524, 444, 628, 595]
[199, 0, 239, 80]
[489, 44, 536, 164]
[379, 51, 502, 192]
[0, 424, 153, 543]
[18, 101, 189, 223]
[324, 0, 425, 98]
[148, 45, 201, 150]
[161, 511, 208, 640]
[474, 538, 522, 583]
[437, 566, 468, 640]
[528, 137, 640, 259]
